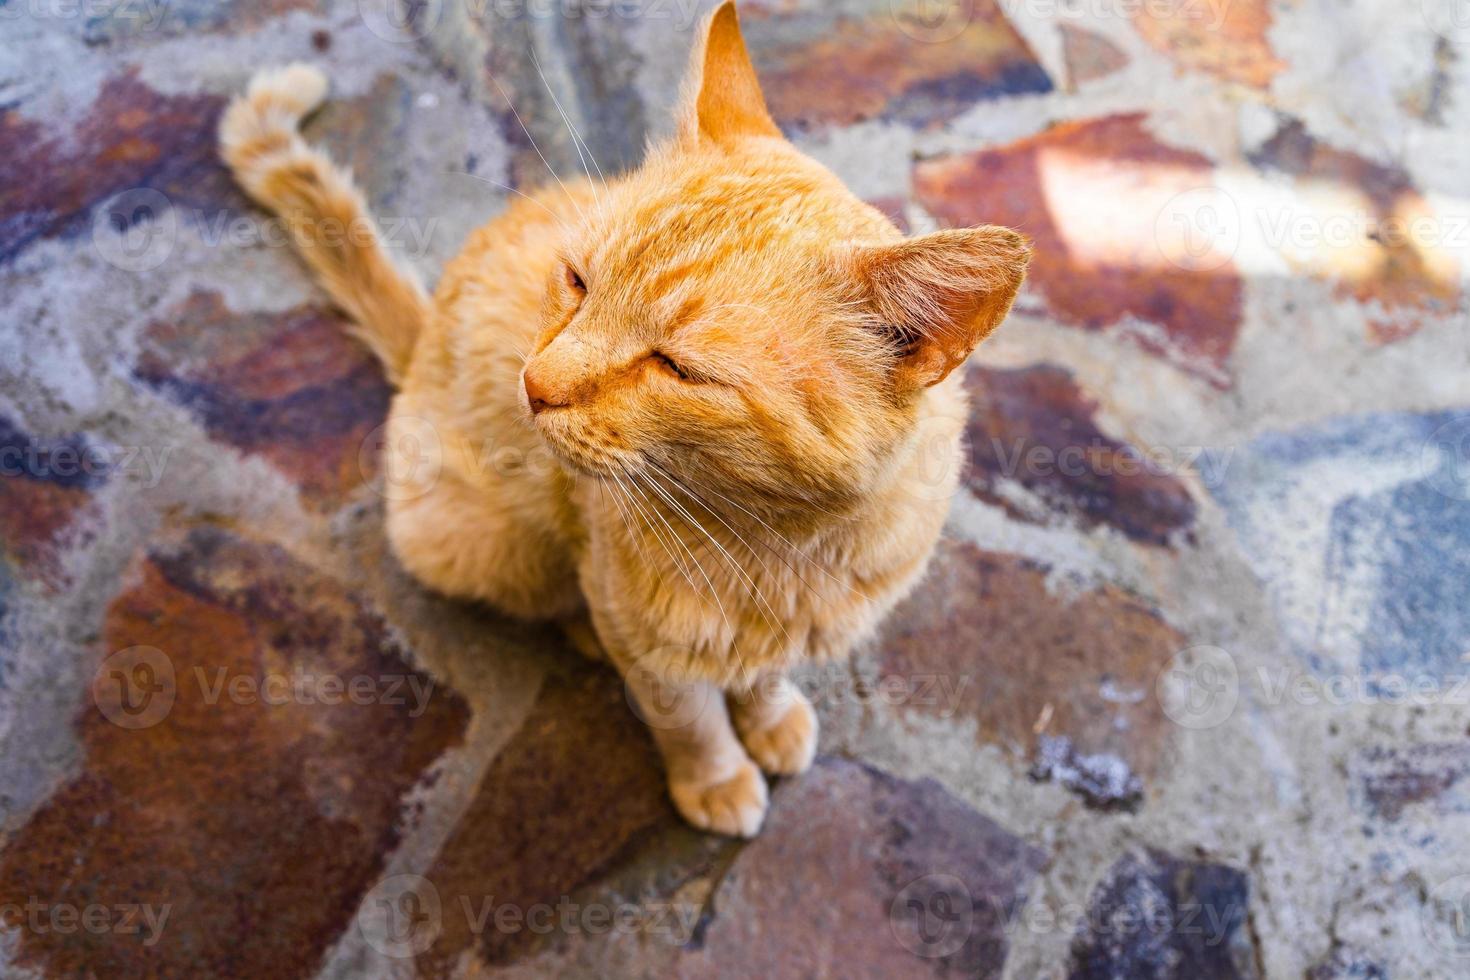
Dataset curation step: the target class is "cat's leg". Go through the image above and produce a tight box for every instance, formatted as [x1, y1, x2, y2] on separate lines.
[729, 673, 818, 776]
[621, 659, 768, 838]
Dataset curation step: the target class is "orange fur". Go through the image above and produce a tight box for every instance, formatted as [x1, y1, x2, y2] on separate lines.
[219, 64, 429, 384]
[220, 2, 1029, 837]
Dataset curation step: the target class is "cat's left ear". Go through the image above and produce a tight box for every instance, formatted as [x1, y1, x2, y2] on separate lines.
[845, 227, 1031, 392]
[676, 1, 782, 149]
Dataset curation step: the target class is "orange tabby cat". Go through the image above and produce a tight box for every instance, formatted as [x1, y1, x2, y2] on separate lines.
[220, 2, 1028, 837]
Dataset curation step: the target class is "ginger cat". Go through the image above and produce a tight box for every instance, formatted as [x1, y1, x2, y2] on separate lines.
[220, 2, 1028, 837]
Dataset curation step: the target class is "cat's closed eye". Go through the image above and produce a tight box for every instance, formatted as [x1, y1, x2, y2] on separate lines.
[564, 263, 586, 293]
[649, 350, 691, 381]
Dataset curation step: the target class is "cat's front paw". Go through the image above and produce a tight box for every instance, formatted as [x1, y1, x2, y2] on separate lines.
[739, 695, 818, 776]
[669, 759, 768, 838]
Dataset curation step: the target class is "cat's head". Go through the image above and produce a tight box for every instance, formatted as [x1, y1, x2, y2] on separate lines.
[522, 1, 1029, 515]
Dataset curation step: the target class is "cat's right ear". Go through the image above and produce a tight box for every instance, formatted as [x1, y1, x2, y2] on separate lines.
[676, 1, 782, 150]
[844, 227, 1031, 394]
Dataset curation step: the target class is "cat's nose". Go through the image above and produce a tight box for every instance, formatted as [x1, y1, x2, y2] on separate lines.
[523, 366, 565, 415]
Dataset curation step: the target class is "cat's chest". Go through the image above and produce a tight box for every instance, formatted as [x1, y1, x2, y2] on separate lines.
[603, 508, 933, 671]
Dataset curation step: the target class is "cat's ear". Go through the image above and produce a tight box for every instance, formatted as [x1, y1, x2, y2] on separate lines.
[677, 1, 781, 149]
[846, 227, 1031, 391]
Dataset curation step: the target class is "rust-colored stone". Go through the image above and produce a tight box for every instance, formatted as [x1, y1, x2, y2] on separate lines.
[915, 114, 1243, 383]
[0, 475, 91, 587]
[880, 539, 1185, 801]
[680, 758, 1046, 978]
[136, 291, 392, 507]
[0, 524, 469, 979]
[1249, 119, 1460, 343]
[415, 663, 674, 974]
[1132, 0, 1283, 89]
[965, 363, 1197, 546]
[1061, 25, 1129, 86]
[0, 415, 102, 588]
[0, 72, 228, 264]
[745, 2, 1052, 131]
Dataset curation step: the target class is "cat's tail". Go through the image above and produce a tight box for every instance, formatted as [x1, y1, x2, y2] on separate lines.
[219, 64, 429, 386]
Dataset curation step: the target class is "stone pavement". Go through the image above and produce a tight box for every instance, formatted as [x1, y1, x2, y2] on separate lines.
[1, 0, 1468, 976]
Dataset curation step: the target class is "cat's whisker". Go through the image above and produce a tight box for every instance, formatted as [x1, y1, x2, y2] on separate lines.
[634, 478, 773, 700]
[444, 170, 576, 235]
[527, 45, 609, 198]
[640, 465, 793, 651]
[644, 458, 828, 605]
[606, 473, 661, 583]
[616, 474, 698, 604]
[640, 464, 790, 620]
[626, 469, 753, 688]
[655, 460, 873, 603]
[617, 470, 740, 678]
[648, 466, 777, 580]
[614, 469, 701, 597]
[600, 476, 628, 545]
[625, 474, 755, 686]
[625, 469, 720, 610]
[483, 67, 590, 225]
